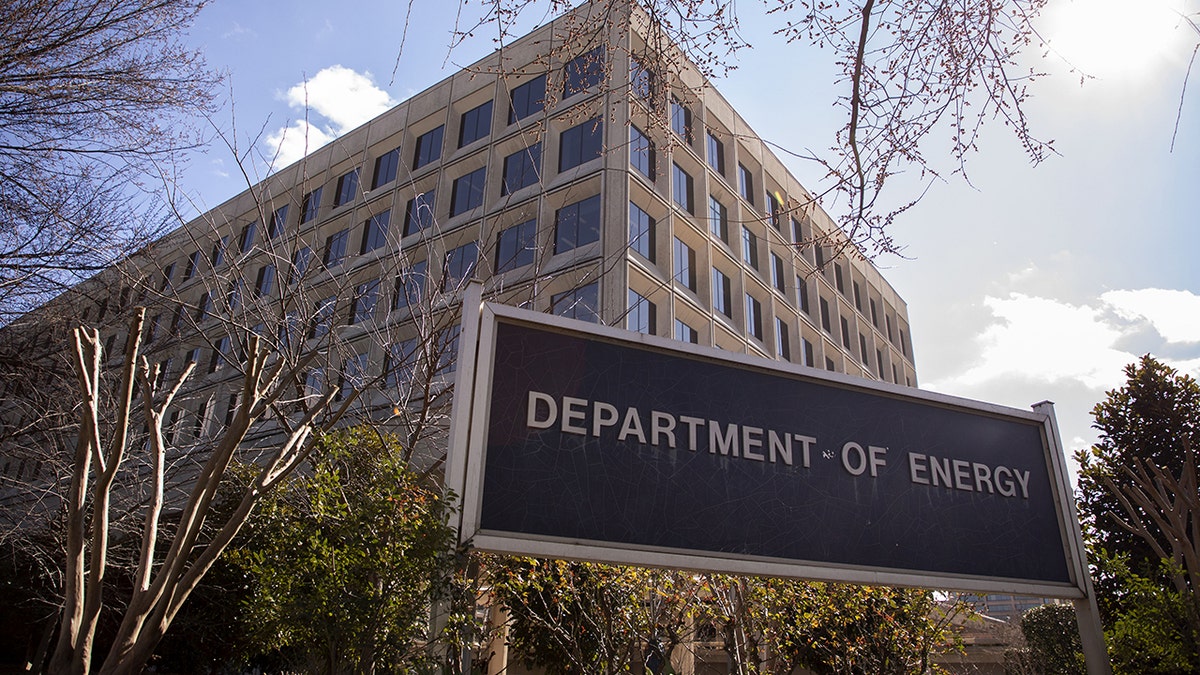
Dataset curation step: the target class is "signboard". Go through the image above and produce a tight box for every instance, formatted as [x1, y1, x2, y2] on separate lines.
[453, 302, 1083, 597]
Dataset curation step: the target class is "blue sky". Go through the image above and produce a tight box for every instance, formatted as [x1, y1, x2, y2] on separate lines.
[180, 0, 1200, 475]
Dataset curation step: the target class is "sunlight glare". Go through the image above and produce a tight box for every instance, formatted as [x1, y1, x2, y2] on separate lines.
[1044, 0, 1186, 78]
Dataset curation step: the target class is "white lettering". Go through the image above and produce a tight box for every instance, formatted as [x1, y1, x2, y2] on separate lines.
[768, 430, 793, 466]
[742, 426, 764, 461]
[710, 421, 739, 457]
[618, 406, 647, 444]
[680, 416, 705, 452]
[794, 434, 815, 468]
[561, 396, 588, 435]
[994, 466, 1016, 497]
[952, 459, 972, 491]
[973, 462, 994, 494]
[909, 452, 930, 485]
[842, 442, 867, 476]
[1015, 469, 1031, 500]
[592, 400, 619, 437]
[868, 445, 887, 477]
[651, 411, 677, 448]
[527, 391, 557, 429]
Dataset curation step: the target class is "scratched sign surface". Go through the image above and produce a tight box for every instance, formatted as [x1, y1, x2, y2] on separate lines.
[478, 318, 1072, 586]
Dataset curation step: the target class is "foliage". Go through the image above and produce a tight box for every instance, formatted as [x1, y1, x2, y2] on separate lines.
[488, 556, 961, 675]
[225, 428, 459, 675]
[1076, 355, 1200, 673]
[1019, 603, 1084, 675]
[0, 0, 217, 320]
[486, 556, 666, 675]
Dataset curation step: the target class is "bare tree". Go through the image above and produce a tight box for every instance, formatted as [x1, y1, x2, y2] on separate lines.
[0, 0, 218, 322]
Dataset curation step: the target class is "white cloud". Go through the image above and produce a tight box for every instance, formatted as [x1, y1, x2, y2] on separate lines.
[928, 289, 1200, 397]
[1101, 288, 1200, 343]
[266, 66, 396, 170]
[266, 120, 337, 169]
[939, 293, 1134, 391]
[281, 65, 395, 135]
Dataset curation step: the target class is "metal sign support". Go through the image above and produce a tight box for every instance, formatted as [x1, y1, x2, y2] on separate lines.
[1034, 401, 1112, 675]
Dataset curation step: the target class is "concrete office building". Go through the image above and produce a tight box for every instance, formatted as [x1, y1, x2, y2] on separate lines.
[0, 0, 923, 558]
[0, 1, 923, 671]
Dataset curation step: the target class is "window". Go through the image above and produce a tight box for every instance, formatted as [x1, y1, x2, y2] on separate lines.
[160, 263, 175, 292]
[459, 100, 493, 147]
[279, 311, 301, 349]
[841, 316, 852, 350]
[551, 283, 599, 323]
[509, 75, 546, 124]
[792, 218, 807, 247]
[776, 319, 791, 360]
[814, 245, 825, 269]
[746, 294, 763, 340]
[629, 203, 655, 261]
[671, 163, 693, 213]
[301, 188, 322, 223]
[770, 253, 786, 292]
[630, 57, 654, 100]
[900, 329, 908, 358]
[870, 298, 879, 327]
[254, 264, 276, 297]
[554, 194, 601, 254]
[859, 333, 869, 365]
[886, 314, 894, 342]
[673, 237, 696, 291]
[712, 269, 732, 318]
[502, 143, 541, 194]
[877, 349, 886, 379]
[373, 147, 400, 188]
[183, 250, 200, 281]
[853, 281, 863, 311]
[801, 337, 815, 367]
[393, 260, 427, 310]
[309, 296, 336, 339]
[384, 338, 419, 389]
[563, 46, 605, 97]
[496, 219, 537, 273]
[211, 235, 229, 267]
[350, 279, 380, 324]
[628, 290, 656, 335]
[268, 205, 288, 239]
[144, 314, 160, 345]
[435, 324, 461, 376]
[893, 363, 899, 384]
[304, 367, 326, 399]
[334, 169, 359, 207]
[675, 319, 699, 344]
[412, 126, 444, 170]
[708, 196, 728, 242]
[289, 246, 312, 285]
[238, 222, 257, 253]
[741, 227, 758, 270]
[797, 276, 810, 314]
[323, 228, 349, 268]
[826, 357, 837, 372]
[738, 163, 754, 205]
[670, 97, 692, 143]
[768, 192, 783, 229]
[338, 352, 369, 401]
[194, 292, 211, 322]
[834, 263, 845, 293]
[707, 132, 725, 175]
[404, 190, 436, 236]
[361, 210, 390, 254]
[450, 167, 486, 216]
[630, 125, 655, 179]
[559, 117, 602, 171]
[441, 242, 478, 290]
[209, 336, 231, 373]
[819, 296, 831, 332]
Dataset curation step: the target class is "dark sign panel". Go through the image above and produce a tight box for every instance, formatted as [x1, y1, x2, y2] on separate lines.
[470, 314, 1075, 588]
